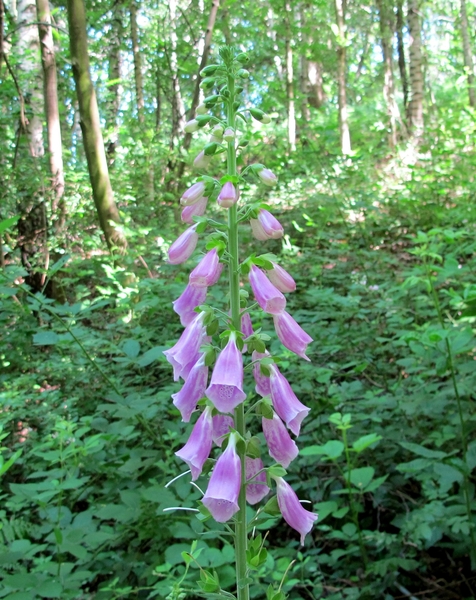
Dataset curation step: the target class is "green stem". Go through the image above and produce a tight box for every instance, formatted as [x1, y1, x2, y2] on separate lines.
[226, 70, 250, 600]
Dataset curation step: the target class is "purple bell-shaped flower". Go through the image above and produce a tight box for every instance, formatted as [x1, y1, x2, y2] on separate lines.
[267, 262, 296, 293]
[189, 249, 222, 287]
[180, 181, 206, 206]
[175, 405, 213, 480]
[273, 311, 313, 361]
[262, 412, 299, 468]
[168, 224, 199, 265]
[269, 364, 310, 436]
[172, 354, 208, 422]
[252, 350, 271, 397]
[246, 457, 270, 504]
[249, 264, 286, 315]
[206, 331, 246, 412]
[181, 196, 208, 224]
[274, 476, 318, 545]
[173, 284, 207, 327]
[163, 312, 207, 382]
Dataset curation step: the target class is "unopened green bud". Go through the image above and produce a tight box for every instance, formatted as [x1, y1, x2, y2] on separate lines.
[235, 85, 244, 94]
[200, 64, 220, 77]
[204, 94, 220, 107]
[212, 125, 224, 138]
[235, 52, 250, 64]
[195, 115, 212, 127]
[237, 69, 250, 79]
[196, 102, 208, 115]
[204, 142, 218, 156]
[223, 127, 235, 142]
[200, 77, 216, 90]
[249, 108, 267, 122]
[233, 100, 241, 110]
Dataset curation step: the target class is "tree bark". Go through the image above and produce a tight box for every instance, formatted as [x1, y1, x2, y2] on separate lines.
[395, 0, 409, 111]
[169, 0, 185, 149]
[130, 0, 144, 124]
[334, 0, 351, 155]
[459, 0, 475, 107]
[284, 0, 296, 151]
[36, 0, 65, 228]
[407, 0, 424, 138]
[66, 0, 127, 252]
[307, 61, 326, 108]
[106, 3, 122, 164]
[376, 0, 398, 149]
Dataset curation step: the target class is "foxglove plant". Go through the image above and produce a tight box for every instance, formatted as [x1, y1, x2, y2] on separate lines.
[163, 47, 317, 600]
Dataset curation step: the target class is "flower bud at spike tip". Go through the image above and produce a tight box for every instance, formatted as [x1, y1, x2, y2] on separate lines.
[217, 182, 238, 209]
[267, 262, 296, 293]
[262, 413, 299, 468]
[257, 209, 284, 239]
[212, 415, 234, 447]
[205, 331, 246, 413]
[258, 167, 278, 186]
[180, 182, 206, 206]
[184, 119, 199, 133]
[168, 224, 199, 265]
[175, 406, 213, 480]
[274, 311, 313, 361]
[194, 151, 212, 170]
[212, 125, 224, 139]
[249, 264, 286, 315]
[172, 354, 208, 422]
[181, 196, 208, 224]
[189, 249, 222, 288]
[173, 283, 207, 327]
[202, 433, 241, 522]
[246, 458, 270, 504]
[269, 364, 310, 436]
[274, 476, 318, 545]
[252, 350, 271, 397]
[163, 312, 207, 382]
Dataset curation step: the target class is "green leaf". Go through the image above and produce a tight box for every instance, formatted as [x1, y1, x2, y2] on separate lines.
[399, 441, 447, 459]
[347, 466, 375, 489]
[33, 331, 59, 345]
[137, 346, 166, 367]
[352, 433, 382, 453]
[123, 339, 141, 358]
[0, 215, 20, 233]
[301, 440, 344, 459]
[37, 581, 63, 598]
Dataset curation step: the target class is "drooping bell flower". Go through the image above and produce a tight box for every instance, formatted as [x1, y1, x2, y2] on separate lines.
[241, 311, 253, 353]
[269, 364, 310, 436]
[217, 182, 238, 208]
[206, 331, 246, 412]
[189, 249, 222, 287]
[250, 210, 284, 241]
[172, 354, 208, 422]
[249, 264, 286, 315]
[252, 350, 271, 397]
[273, 311, 313, 361]
[181, 196, 208, 224]
[163, 312, 206, 382]
[258, 167, 278, 187]
[194, 150, 212, 169]
[262, 413, 299, 468]
[180, 181, 206, 206]
[202, 432, 241, 522]
[267, 262, 296, 293]
[212, 414, 234, 447]
[246, 457, 270, 505]
[168, 224, 199, 265]
[175, 406, 213, 480]
[173, 284, 207, 327]
[274, 476, 318, 545]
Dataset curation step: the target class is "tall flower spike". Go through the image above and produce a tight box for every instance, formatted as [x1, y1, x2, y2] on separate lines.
[181, 196, 208, 224]
[262, 412, 299, 468]
[189, 249, 222, 288]
[246, 457, 270, 504]
[202, 433, 241, 522]
[249, 264, 286, 315]
[163, 312, 206, 381]
[173, 284, 207, 327]
[206, 331, 246, 412]
[252, 350, 271, 397]
[267, 262, 296, 293]
[180, 181, 206, 206]
[269, 364, 310, 436]
[172, 354, 208, 422]
[273, 311, 313, 361]
[274, 476, 318, 545]
[217, 182, 238, 208]
[168, 224, 199, 265]
[175, 406, 213, 480]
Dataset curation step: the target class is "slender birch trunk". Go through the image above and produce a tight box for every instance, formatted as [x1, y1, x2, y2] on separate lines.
[284, 0, 296, 151]
[377, 0, 398, 149]
[169, 0, 185, 148]
[460, 0, 475, 107]
[66, 0, 127, 252]
[395, 0, 409, 112]
[130, 0, 144, 124]
[407, 0, 424, 138]
[335, 0, 351, 155]
[106, 4, 122, 164]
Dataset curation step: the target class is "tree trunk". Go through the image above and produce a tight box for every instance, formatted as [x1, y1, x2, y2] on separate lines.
[169, 0, 185, 150]
[106, 3, 122, 164]
[130, 0, 144, 124]
[460, 0, 475, 107]
[284, 1, 296, 151]
[307, 61, 326, 108]
[36, 0, 65, 228]
[266, 7, 283, 79]
[377, 0, 398, 149]
[407, 0, 424, 138]
[334, 0, 351, 155]
[66, 0, 127, 253]
[395, 0, 409, 111]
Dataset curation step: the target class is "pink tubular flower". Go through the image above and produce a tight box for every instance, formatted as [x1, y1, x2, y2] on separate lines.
[262, 413, 299, 468]
[168, 224, 199, 265]
[189, 249, 222, 288]
[249, 264, 286, 315]
[173, 284, 207, 327]
[206, 332, 246, 412]
[267, 262, 296, 293]
[172, 354, 208, 422]
[258, 167, 278, 186]
[181, 196, 208, 224]
[274, 477, 318, 545]
[163, 312, 207, 382]
[252, 350, 271, 397]
[246, 457, 270, 504]
[217, 182, 238, 208]
[202, 433, 241, 522]
[241, 311, 253, 339]
[194, 151, 212, 169]
[273, 311, 313, 361]
[269, 364, 310, 436]
[180, 181, 206, 206]
[250, 209, 284, 241]
[212, 414, 234, 447]
[175, 406, 213, 480]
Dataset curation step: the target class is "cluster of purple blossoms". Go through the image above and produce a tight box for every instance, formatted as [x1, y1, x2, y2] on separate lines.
[163, 60, 317, 547]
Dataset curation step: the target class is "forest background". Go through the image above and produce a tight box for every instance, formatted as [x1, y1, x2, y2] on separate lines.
[1, 0, 476, 598]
